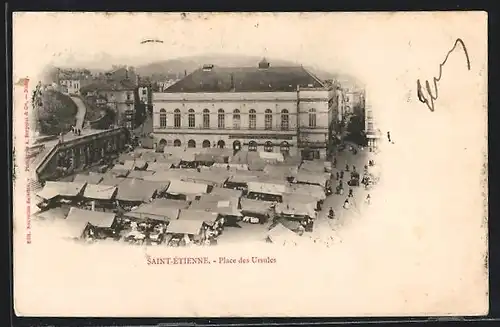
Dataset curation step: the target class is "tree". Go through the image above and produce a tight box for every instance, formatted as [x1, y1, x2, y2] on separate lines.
[37, 90, 77, 135]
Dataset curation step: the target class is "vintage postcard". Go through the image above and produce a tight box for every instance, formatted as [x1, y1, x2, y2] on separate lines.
[12, 12, 488, 317]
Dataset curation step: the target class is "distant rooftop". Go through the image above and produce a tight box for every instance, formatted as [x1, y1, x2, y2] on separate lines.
[164, 60, 326, 93]
[80, 79, 137, 93]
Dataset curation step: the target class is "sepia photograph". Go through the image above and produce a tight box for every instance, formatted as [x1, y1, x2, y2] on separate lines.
[12, 12, 488, 317]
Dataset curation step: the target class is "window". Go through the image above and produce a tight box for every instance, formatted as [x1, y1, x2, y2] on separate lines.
[159, 109, 167, 128]
[308, 108, 317, 128]
[233, 109, 241, 129]
[203, 109, 210, 129]
[264, 109, 273, 130]
[218, 109, 225, 129]
[125, 121, 132, 129]
[126, 92, 132, 100]
[202, 140, 211, 148]
[217, 140, 226, 149]
[249, 109, 256, 130]
[171, 109, 181, 128]
[281, 109, 289, 130]
[264, 141, 273, 152]
[142, 89, 147, 95]
[173, 139, 182, 147]
[367, 122, 374, 131]
[188, 139, 196, 148]
[248, 141, 257, 152]
[188, 109, 195, 128]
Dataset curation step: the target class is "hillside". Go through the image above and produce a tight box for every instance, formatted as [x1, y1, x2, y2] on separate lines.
[135, 54, 362, 87]
[37, 90, 78, 136]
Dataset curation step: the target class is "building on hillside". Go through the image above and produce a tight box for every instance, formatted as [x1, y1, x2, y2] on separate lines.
[105, 66, 139, 86]
[80, 79, 138, 129]
[152, 59, 339, 160]
[57, 68, 93, 95]
[364, 95, 381, 148]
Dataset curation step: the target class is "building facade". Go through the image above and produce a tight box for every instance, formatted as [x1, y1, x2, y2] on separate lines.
[152, 60, 337, 159]
[81, 81, 138, 130]
[57, 69, 93, 95]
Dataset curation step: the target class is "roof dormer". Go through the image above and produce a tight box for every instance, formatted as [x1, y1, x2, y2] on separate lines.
[258, 58, 270, 69]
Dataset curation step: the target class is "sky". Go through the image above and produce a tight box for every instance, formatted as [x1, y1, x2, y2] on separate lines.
[13, 12, 487, 131]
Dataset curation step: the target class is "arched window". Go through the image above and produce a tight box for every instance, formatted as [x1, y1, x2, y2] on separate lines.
[188, 109, 195, 128]
[233, 109, 241, 129]
[202, 109, 210, 129]
[308, 108, 317, 128]
[281, 109, 289, 130]
[202, 140, 211, 148]
[264, 141, 273, 152]
[218, 109, 225, 129]
[280, 141, 290, 156]
[174, 109, 181, 128]
[217, 140, 226, 149]
[173, 139, 182, 147]
[249, 109, 256, 130]
[159, 109, 167, 128]
[188, 139, 196, 148]
[233, 140, 241, 152]
[248, 141, 258, 152]
[264, 109, 273, 130]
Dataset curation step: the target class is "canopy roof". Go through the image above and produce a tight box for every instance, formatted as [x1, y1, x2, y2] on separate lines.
[189, 194, 241, 217]
[36, 181, 87, 200]
[166, 179, 208, 195]
[116, 179, 167, 202]
[73, 173, 104, 184]
[65, 207, 116, 228]
[83, 184, 117, 200]
[126, 170, 156, 179]
[178, 209, 219, 224]
[240, 198, 274, 216]
[166, 219, 204, 235]
[209, 187, 243, 199]
[125, 201, 180, 222]
[247, 181, 288, 195]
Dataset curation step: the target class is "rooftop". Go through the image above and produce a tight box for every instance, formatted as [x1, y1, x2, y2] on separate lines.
[164, 62, 326, 93]
[80, 79, 137, 93]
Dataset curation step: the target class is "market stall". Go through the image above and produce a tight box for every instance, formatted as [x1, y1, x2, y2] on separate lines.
[164, 179, 209, 201]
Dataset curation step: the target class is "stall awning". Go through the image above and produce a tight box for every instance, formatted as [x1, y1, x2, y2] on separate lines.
[166, 220, 204, 235]
[36, 181, 87, 199]
[275, 202, 316, 219]
[122, 159, 148, 170]
[73, 173, 104, 184]
[293, 171, 328, 187]
[189, 194, 241, 217]
[66, 207, 116, 228]
[142, 170, 187, 183]
[166, 179, 208, 195]
[211, 163, 249, 171]
[182, 171, 229, 187]
[267, 223, 302, 245]
[109, 165, 130, 177]
[34, 206, 71, 220]
[210, 187, 243, 199]
[247, 181, 287, 195]
[239, 198, 274, 216]
[116, 179, 168, 202]
[126, 170, 156, 179]
[146, 162, 174, 172]
[263, 164, 299, 178]
[83, 184, 117, 200]
[178, 209, 219, 224]
[125, 201, 180, 222]
[299, 160, 327, 173]
[287, 184, 326, 201]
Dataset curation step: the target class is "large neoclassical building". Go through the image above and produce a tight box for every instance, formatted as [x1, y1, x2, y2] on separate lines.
[152, 59, 339, 159]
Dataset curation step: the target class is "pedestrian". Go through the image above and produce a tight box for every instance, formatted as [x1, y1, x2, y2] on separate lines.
[336, 171, 340, 180]
[365, 194, 371, 205]
[364, 164, 368, 171]
[328, 207, 335, 219]
[78, 129, 81, 136]
[345, 164, 349, 171]
[343, 198, 350, 209]
[340, 171, 344, 179]
[387, 131, 392, 143]
[333, 157, 337, 168]
[352, 165, 356, 172]
[348, 188, 353, 198]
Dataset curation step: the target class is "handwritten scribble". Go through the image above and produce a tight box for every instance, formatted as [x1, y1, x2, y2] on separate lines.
[140, 39, 164, 44]
[416, 38, 471, 112]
